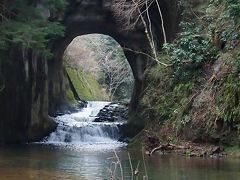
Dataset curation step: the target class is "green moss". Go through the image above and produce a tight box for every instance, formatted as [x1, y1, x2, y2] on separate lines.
[66, 67, 108, 101]
[66, 88, 76, 103]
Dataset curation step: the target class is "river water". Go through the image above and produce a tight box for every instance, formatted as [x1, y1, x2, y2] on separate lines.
[0, 101, 239, 180]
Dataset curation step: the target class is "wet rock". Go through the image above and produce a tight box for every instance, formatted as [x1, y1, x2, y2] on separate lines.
[94, 102, 128, 122]
[64, 134, 72, 142]
[53, 100, 87, 117]
[210, 146, 223, 155]
[118, 123, 144, 141]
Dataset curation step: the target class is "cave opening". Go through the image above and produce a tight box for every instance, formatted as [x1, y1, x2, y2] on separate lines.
[63, 33, 134, 103]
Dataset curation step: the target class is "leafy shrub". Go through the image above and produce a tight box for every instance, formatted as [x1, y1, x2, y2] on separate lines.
[234, 54, 240, 71]
[207, 0, 240, 50]
[163, 22, 217, 79]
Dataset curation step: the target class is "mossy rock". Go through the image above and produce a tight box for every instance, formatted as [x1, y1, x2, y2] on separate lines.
[66, 67, 108, 101]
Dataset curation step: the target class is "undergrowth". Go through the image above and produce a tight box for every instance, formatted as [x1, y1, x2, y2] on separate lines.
[141, 59, 201, 141]
[215, 74, 240, 132]
[140, 0, 240, 144]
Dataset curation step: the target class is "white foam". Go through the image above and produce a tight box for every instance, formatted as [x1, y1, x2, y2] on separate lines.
[44, 101, 125, 150]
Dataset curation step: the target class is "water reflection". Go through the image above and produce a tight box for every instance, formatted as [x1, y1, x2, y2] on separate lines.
[146, 154, 240, 180]
[0, 145, 240, 180]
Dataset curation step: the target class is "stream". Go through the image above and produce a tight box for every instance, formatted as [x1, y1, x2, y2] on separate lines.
[0, 101, 239, 179]
[44, 101, 125, 150]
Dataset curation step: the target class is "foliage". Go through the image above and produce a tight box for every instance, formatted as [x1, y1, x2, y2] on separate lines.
[141, 59, 202, 140]
[85, 35, 134, 101]
[225, 145, 240, 156]
[206, 0, 240, 49]
[142, 59, 198, 130]
[0, 0, 65, 58]
[98, 49, 132, 101]
[44, 0, 68, 12]
[0, 21, 64, 57]
[140, 0, 240, 144]
[234, 54, 240, 71]
[215, 75, 240, 128]
[163, 22, 217, 78]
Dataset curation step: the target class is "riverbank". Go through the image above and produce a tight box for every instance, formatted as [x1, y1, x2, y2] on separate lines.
[133, 46, 240, 157]
[129, 129, 240, 158]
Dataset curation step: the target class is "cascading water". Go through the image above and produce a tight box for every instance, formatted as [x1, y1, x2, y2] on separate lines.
[44, 101, 126, 150]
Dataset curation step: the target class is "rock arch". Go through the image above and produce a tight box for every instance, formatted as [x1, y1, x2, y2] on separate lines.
[0, 0, 179, 143]
[49, 0, 179, 122]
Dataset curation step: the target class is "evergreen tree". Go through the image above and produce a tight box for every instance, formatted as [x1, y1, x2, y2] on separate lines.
[0, 0, 66, 58]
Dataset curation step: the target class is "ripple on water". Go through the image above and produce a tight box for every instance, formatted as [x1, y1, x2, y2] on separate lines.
[37, 141, 127, 152]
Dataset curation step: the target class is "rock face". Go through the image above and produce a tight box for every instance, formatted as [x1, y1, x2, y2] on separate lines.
[94, 102, 128, 122]
[0, 0, 179, 143]
[0, 47, 57, 143]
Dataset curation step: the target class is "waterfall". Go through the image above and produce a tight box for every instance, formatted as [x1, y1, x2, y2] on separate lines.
[44, 101, 126, 149]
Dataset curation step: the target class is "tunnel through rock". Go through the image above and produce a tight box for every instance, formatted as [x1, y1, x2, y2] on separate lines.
[48, 0, 179, 120]
[63, 34, 134, 103]
[0, 0, 180, 143]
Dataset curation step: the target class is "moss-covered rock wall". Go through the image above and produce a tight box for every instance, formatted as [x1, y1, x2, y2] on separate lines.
[66, 67, 108, 101]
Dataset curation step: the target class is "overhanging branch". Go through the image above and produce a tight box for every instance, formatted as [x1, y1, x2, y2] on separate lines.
[123, 47, 172, 67]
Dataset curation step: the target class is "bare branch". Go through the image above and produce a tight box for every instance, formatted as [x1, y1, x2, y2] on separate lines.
[0, 3, 16, 23]
[123, 47, 172, 67]
[112, 0, 169, 66]
[98, 48, 132, 100]
[155, 0, 167, 44]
